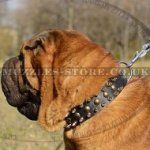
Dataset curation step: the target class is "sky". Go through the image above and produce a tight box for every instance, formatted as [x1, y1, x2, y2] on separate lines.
[3, 0, 20, 10]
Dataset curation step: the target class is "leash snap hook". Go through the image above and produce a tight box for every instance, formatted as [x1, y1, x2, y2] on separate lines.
[120, 43, 150, 81]
[127, 43, 150, 68]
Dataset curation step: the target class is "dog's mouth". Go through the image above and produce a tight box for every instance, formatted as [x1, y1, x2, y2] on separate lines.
[1, 56, 41, 120]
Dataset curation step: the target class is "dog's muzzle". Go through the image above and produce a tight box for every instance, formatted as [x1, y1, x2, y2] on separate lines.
[1, 56, 41, 120]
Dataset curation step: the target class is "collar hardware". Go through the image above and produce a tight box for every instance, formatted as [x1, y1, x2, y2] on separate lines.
[65, 74, 127, 130]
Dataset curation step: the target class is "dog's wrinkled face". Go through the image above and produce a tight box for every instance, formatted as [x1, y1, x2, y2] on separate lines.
[1, 30, 75, 122]
[1, 29, 118, 131]
[1, 56, 41, 120]
[1, 31, 53, 120]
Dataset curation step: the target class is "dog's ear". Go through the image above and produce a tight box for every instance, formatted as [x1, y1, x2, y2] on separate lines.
[21, 31, 60, 131]
[21, 31, 55, 91]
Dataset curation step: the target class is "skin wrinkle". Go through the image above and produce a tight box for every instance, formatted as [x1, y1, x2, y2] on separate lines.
[70, 52, 113, 104]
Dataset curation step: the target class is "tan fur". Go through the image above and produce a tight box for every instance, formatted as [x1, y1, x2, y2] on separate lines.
[22, 29, 150, 150]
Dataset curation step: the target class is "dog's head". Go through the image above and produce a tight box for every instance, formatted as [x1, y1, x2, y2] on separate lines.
[1, 29, 118, 131]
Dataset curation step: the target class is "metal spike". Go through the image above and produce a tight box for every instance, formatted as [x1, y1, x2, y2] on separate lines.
[87, 112, 92, 118]
[79, 117, 84, 123]
[65, 113, 70, 118]
[66, 124, 71, 129]
[72, 108, 76, 114]
[72, 121, 77, 127]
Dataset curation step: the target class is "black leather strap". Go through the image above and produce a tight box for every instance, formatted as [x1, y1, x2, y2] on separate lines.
[65, 74, 127, 130]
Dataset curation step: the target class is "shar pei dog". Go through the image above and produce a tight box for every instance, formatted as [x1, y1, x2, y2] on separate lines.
[1, 29, 150, 150]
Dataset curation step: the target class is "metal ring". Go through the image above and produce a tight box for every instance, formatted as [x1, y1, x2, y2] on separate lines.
[119, 62, 133, 81]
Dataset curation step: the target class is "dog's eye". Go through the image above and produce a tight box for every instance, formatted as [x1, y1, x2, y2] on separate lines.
[35, 39, 42, 47]
[24, 39, 42, 51]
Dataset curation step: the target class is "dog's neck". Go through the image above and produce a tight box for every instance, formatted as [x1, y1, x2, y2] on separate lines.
[64, 77, 149, 149]
[64, 73, 127, 130]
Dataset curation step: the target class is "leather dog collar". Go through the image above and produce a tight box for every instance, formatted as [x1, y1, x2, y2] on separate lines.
[65, 73, 127, 130]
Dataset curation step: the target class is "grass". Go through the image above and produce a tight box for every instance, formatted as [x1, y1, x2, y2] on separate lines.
[134, 60, 150, 67]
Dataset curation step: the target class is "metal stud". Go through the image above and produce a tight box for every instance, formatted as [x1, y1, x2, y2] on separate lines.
[94, 108, 99, 113]
[111, 77, 117, 81]
[94, 99, 100, 105]
[84, 106, 90, 112]
[66, 118, 71, 123]
[66, 124, 71, 129]
[87, 99, 91, 103]
[72, 121, 77, 127]
[108, 96, 113, 101]
[114, 91, 119, 96]
[101, 103, 105, 107]
[111, 85, 116, 90]
[72, 108, 76, 114]
[117, 87, 123, 92]
[101, 87, 107, 92]
[104, 92, 108, 97]
[87, 112, 92, 118]
[79, 104, 84, 108]
[107, 81, 112, 86]
[79, 117, 84, 123]
[75, 112, 80, 118]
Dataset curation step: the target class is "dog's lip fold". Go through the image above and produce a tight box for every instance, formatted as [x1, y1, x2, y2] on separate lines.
[1, 56, 41, 121]
[1, 57, 27, 107]
[17, 102, 39, 120]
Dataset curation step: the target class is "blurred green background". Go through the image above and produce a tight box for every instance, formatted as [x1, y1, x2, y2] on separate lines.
[0, 0, 149, 150]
